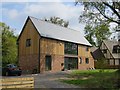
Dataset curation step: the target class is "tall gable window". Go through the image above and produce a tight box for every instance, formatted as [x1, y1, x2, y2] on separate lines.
[26, 39, 31, 47]
[64, 42, 78, 55]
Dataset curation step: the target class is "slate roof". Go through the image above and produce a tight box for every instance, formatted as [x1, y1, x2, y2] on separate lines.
[28, 16, 92, 46]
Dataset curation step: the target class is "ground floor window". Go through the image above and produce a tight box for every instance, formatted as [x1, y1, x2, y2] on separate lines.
[115, 59, 119, 65]
[85, 58, 89, 64]
[64, 57, 78, 70]
[109, 59, 114, 65]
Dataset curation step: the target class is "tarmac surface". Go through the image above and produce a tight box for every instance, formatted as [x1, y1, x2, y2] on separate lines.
[34, 71, 80, 88]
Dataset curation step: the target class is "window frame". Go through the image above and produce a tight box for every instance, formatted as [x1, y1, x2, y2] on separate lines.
[85, 58, 89, 64]
[86, 47, 89, 51]
[79, 57, 82, 64]
[26, 39, 31, 47]
[64, 42, 78, 55]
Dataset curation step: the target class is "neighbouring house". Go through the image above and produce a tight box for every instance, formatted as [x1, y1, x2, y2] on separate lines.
[91, 40, 120, 69]
[17, 16, 94, 74]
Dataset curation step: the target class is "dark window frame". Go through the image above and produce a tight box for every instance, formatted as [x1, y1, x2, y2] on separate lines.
[26, 39, 31, 47]
[79, 57, 82, 64]
[64, 42, 78, 55]
[86, 47, 89, 51]
[112, 45, 120, 53]
[85, 58, 89, 64]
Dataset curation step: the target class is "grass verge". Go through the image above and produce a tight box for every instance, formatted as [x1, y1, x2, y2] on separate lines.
[61, 69, 120, 89]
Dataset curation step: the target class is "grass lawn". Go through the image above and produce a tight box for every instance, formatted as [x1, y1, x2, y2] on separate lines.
[61, 69, 120, 89]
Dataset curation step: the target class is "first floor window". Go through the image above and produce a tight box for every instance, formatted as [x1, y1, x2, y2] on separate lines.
[64, 42, 78, 55]
[85, 58, 89, 64]
[26, 39, 31, 47]
[86, 47, 89, 51]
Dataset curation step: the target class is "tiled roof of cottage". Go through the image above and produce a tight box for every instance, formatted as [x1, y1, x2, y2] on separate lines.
[103, 40, 120, 59]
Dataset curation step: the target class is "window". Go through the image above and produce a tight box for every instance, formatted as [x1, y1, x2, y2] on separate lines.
[118, 47, 120, 53]
[112, 45, 120, 53]
[79, 57, 82, 64]
[86, 47, 89, 51]
[109, 60, 114, 65]
[113, 46, 117, 53]
[64, 42, 78, 55]
[64, 57, 78, 70]
[26, 39, 31, 47]
[85, 58, 89, 64]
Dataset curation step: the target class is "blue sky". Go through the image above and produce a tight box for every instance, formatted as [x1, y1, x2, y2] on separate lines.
[1, 2, 85, 35]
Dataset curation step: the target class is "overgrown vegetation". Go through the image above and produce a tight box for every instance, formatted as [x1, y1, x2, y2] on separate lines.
[61, 69, 120, 89]
[1, 22, 18, 67]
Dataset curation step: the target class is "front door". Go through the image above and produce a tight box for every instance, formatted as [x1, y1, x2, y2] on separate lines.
[45, 56, 52, 71]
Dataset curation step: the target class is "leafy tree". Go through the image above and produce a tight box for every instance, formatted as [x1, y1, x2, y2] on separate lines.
[84, 23, 111, 46]
[76, 1, 120, 25]
[44, 16, 69, 27]
[76, 1, 120, 46]
[1, 22, 18, 67]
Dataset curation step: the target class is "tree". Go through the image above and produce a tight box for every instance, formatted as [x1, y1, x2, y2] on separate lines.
[44, 16, 69, 27]
[1, 22, 18, 66]
[76, 1, 120, 25]
[76, 1, 120, 46]
[84, 23, 111, 46]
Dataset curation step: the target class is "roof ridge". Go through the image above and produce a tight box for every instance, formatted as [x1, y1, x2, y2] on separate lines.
[29, 16, 83, 34]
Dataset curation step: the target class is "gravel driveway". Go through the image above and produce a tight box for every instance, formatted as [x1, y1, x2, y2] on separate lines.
[33, 71, 80, 88]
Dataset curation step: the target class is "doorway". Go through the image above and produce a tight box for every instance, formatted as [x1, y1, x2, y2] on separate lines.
[45, 56, 52, 71]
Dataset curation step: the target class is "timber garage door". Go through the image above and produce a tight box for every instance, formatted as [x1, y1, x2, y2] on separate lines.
[64, 57, 78, 70]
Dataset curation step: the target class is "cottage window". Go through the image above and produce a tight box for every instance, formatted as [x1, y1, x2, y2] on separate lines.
[113, 46, 117, 53]
[64, 42, 78, 55]
[26, 39, 31, 47]
[118, 47, 120, 53]
[115, 60, 119, 65]
[109, 60, 114, 65]
[85, 58, 89, 64]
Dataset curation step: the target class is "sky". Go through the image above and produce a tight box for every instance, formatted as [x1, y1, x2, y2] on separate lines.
[1, 1, 86, 35]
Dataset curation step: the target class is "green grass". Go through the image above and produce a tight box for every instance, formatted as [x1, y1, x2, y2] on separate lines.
[61, 69, 120, 89]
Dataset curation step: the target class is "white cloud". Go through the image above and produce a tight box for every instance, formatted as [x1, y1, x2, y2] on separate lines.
[1, 0, 75, 2]
[8, 9, 19, 19]
[2, 2, 85, 35]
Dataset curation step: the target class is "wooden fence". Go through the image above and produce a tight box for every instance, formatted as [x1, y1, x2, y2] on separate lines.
[0, 77, 34, 89]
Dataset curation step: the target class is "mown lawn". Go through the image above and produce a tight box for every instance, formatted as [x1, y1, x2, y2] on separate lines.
[61, 69, 120, 89]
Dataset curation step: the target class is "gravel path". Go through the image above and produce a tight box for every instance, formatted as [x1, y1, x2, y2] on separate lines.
[34, 71, 80, 88]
